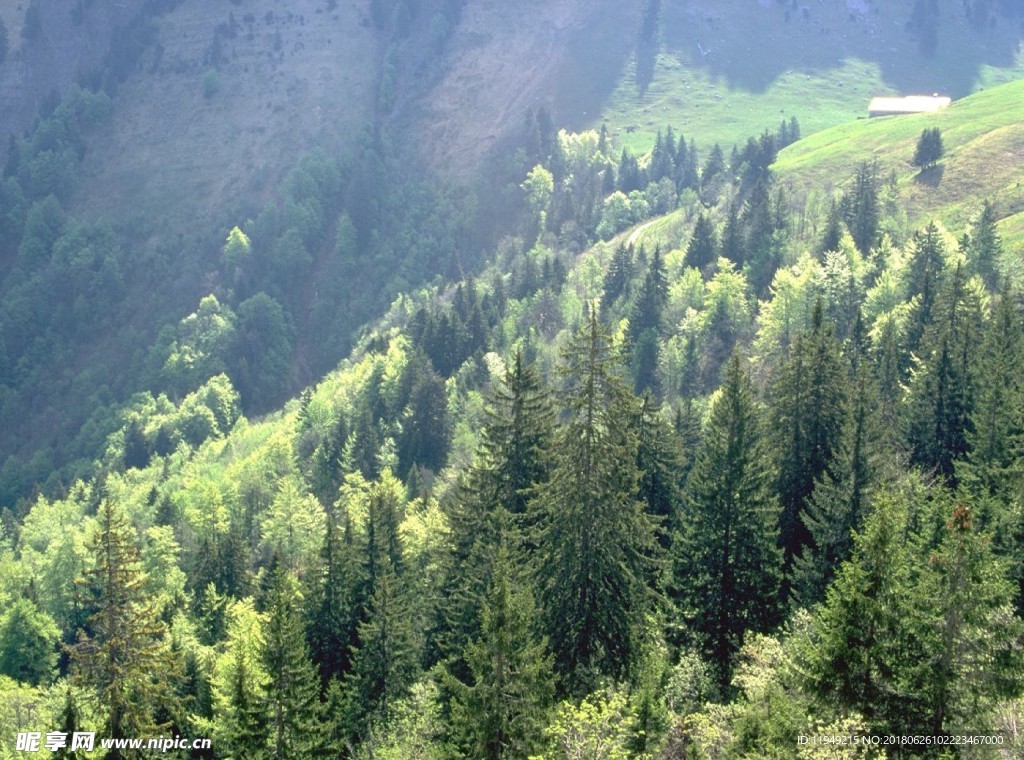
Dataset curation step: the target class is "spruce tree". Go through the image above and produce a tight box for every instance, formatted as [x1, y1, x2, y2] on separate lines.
[770, 301, 848, 579]
[819, 198, 844, 256]
[905, 264, 982, 486]
[629, 246, 667, 342]
[221, 641, 270, 760]
[306, 508, 362, 688]
[629, 248, 668, 398]
[792, 370, 881, 606]
[440, 351, 554, 669]
[675, 355, 782, 689]
[71, 500, 172, 754]
[685, 212, 717, 274]
[635, 393, 683, 545]
[261, 568, 322, 760]
[959, 291, 1023, 498]
[843, 161, 879, 255]
[344, 563, 419, 746]
[600, 243, 634, 311]
[905, 221, 948, 353]
[531, 308, 659, 695]
[966, 200, 1001, 291]
[447, 544, 554, 759]
[912, 127, 944, 169]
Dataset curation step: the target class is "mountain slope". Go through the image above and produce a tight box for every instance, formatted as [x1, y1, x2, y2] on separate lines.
[774, 79, 1024, 248]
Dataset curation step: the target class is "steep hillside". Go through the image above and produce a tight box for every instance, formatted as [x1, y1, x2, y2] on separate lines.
[73, 0, 381, 229]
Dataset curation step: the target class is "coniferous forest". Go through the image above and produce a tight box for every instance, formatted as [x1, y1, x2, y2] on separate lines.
[3, 1, 1024, 758]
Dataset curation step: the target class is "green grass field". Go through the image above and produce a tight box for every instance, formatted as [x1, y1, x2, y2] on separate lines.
[775, 79, 1024, 249]
[592, 0, 1024, 157]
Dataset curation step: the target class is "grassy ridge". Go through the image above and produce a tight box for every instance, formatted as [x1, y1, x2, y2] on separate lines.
[593, 0, 1024, 156]
[775, 79, 1024, 248]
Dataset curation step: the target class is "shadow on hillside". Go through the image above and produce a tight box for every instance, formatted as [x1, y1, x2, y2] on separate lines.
[659, 0, 1023, 97]
[914, 164, 945, 187]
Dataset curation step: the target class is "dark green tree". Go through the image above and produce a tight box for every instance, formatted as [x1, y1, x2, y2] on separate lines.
[531, 308, 659, 695]
[629, 246, 667, 341]
[71, 500, 172, 755]
[675, 355, 782, 689]
[344, 564, 419, 746]
[792, 370, 882, 606]
[397, 360, 449, 475]
[649, 130, 675, 184]
[959, 291, 1023, 498]
[904, 221, 947, 355]
[447, 544, 555, 759]
[306, 509, 362, 688]
[699, 142, 727, 204]
[966, 200, 1002, 291]
[220, 641, 269, 760]
[770, 302, 848, 577]
[685, 212, 717, 274]
[440, 351, 554, 669]
[913, 126, 944, 169]
[905, 264, 982, 486]
[819, 198, 844, 256]
[843, 161, 879, 255]
[635, 393, 682, 543]
[261, 569, 322, 760]
[806, 490, 1024, 737]
[600, 243, 634, 311]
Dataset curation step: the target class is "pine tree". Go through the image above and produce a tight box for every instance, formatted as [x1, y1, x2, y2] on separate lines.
[345, 564, 419, 746]
[440, 351, 554, 668]
[966, 200, 1002, 291]
[675, 355, 782, 689]
[721, 200, 744, 265]
[805, 490, 914, 731]
[397, 359, 449, 475]
[905, 221, 948, 353]
[770, 301, 848, 579]
[447, 544, 554, 759]
[261, 568, 322, 760]
[905, 264, 982, 486]
[71, 500, 173, 756]
[912, 126, 944, 169]
[792, 370, 882, 606]
[635, 393, 682, 545]
[306, 508, 362, 688]
[649, 130, 675, 184]
[819, 198, 844, 256]
[221, 640, 270, 760]
[600, 243, 634, 311]
[629, 246, 667, 341]
[807, 489, 1024, 737]
[531, 308, 659, 695]
[843, 162, 879, 255]
[685, 212, 717, 274]
[52, 685, 85, 760]
[959, 291, 1023, 498]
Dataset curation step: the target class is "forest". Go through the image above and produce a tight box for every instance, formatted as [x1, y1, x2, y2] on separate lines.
[1, 54, 1024, 755]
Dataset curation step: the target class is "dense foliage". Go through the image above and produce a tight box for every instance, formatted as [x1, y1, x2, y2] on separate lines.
[2, 88, 1024, 758]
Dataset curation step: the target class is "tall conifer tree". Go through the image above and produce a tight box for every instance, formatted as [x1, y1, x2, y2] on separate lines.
[447, 544, 554, 759]
[770, 301, 847, 578]
[676, 355, 781, 689]
[261, 569, 321, 760]
[531, 308, 659, 695]
[71, 500, 172, 755]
